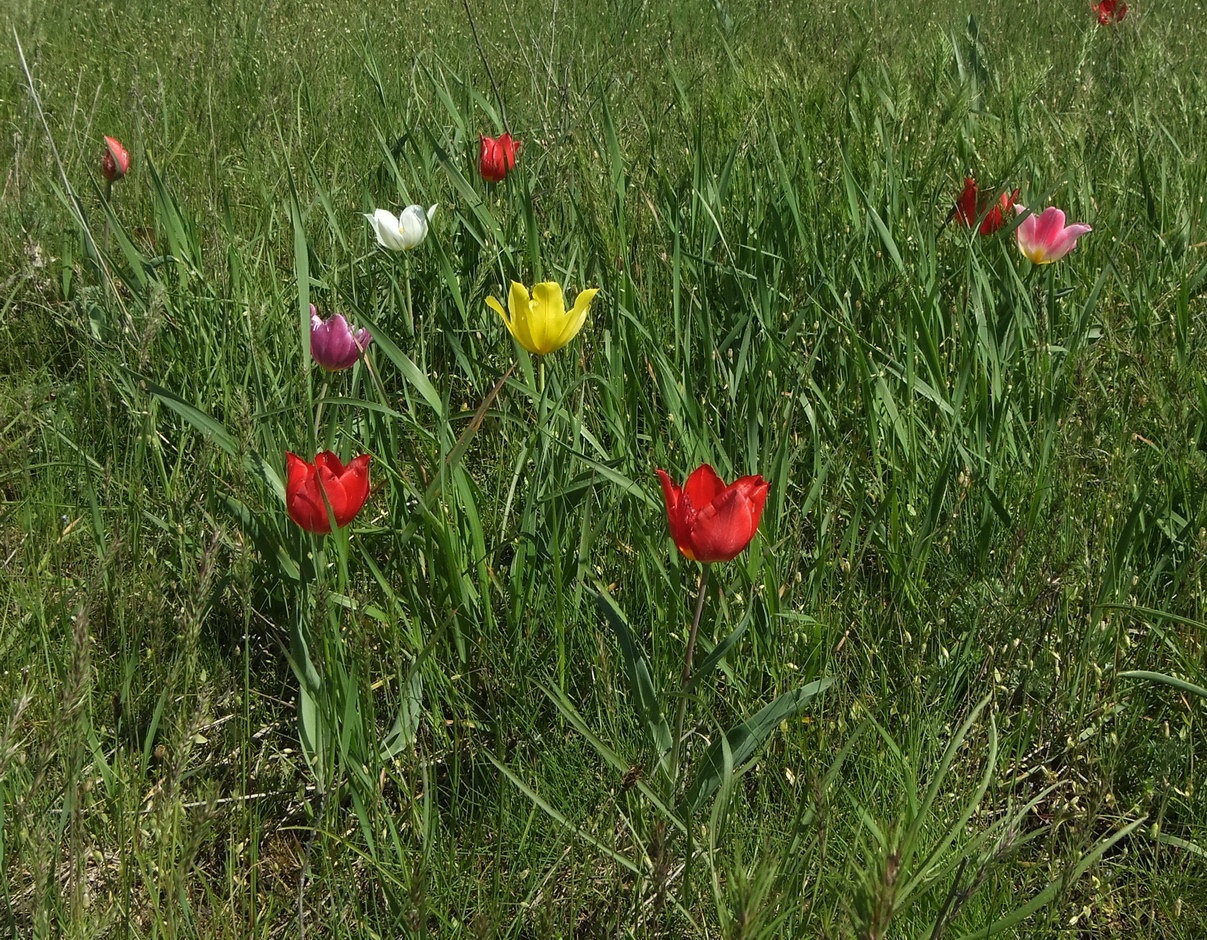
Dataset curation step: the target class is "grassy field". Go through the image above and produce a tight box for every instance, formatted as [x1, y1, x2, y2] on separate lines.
[2, 0, 1206, 935]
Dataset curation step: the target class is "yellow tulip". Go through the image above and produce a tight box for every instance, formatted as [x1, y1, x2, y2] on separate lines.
[486, 281, 600, 356]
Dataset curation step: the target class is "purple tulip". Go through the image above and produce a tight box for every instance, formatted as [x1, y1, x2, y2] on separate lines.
[310, 305, 372, 371]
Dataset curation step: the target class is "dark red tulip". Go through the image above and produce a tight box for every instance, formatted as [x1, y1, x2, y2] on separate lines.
[479, 132, 520, 183]
[655, 465, 769, 563]
[955, 177, 1019, 235]
[285, 451, 371, 534]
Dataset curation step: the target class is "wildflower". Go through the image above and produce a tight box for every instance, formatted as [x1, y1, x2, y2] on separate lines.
[285, 451, 371, 534]
[486, 281, 599, 355]
[955, 177, 1019, 235]
[655, 465, 769, 563]
[365, 205, 437, 251]
[1092, 0, 1127, 24]
[1014, 205, 1092, 264]
[479, 132, 520, 183]
[102, 136, 130, 182]
[310, 305, 372, 371]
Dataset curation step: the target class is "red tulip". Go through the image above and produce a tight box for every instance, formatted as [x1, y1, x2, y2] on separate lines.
[955, 177, 1019, 235]
[101, 136, 130, 182]
[479, 132, 520, 183]
[655, 465, 769, 563]
[1092, 0, 1127, 23]
[285, 451, 371, 534]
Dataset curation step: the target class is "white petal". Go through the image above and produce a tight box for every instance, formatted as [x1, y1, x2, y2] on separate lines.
[426, 203, 438, 221]
[397, 204, 429, 249]
[367, 208, 406, 251]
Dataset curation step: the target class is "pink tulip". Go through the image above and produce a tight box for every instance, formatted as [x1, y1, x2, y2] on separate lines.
[1013, 205, 1092, 265]
[309, 305, 373, 371]
[102, 136, 130, 182]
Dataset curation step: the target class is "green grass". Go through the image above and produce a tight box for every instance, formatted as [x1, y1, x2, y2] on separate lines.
[2, 0, 1206, 935]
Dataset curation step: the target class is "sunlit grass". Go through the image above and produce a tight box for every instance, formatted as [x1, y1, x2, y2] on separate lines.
[1, 0, 1205, 935]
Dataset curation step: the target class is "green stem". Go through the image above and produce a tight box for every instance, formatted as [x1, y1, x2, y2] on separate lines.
[670, 564, 711, 787]
[103, 178, 113, 257]
[403, 255, 415, 337]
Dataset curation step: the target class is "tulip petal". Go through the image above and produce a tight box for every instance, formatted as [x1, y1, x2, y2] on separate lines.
[334, 454, 371, 527]
[1031, 207, 1067, 253]
[732, 475, 770, 534]
[508, 281, 539, 353]
[286, 453, 330, 533]
[398, 205, 430, 249]
[683, 464, 725, 512]
[367, 209, 406, 250]
[689, 485, 758, 563]
[956, 177, 978, 228]
[1045, 223, 1093, 262]
[656, 469, 696, 560]
[530, 282, 568, 355]
[552, 287, 599, 351]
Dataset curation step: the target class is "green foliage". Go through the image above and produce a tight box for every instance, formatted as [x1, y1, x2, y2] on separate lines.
[2, 0, 1206, 935]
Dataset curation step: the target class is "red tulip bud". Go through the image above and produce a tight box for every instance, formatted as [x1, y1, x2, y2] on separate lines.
[102, 136, 130, 183]
[285, 451, 371, 533]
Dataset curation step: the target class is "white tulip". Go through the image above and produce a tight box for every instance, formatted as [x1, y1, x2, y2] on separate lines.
[365, 204, 438, 251]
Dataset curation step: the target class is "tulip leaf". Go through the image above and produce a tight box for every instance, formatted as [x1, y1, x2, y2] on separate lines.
[595, 588, 673, 776]
[681, 677, 833, 815]
[688, 606, 754, 690]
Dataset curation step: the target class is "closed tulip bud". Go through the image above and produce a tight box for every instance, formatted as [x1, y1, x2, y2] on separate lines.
[285, 451, 371, 534]
[102, 136, 130, 183]
[479, 132, 520, 183]
[656, 465, 769, 563]
[486, 281, 599, 356]
[310, 305, 372, 371]
[365, 204, 437, 251]
[1014, 205, 1092, 264]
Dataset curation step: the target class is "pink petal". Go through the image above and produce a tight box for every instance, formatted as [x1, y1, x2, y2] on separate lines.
[1045, 223, 1093, 262]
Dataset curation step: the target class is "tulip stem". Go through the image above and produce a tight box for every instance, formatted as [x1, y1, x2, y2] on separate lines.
[403, 256, 415, 337]
[670, 564, 710, 787]
[103, 178, 113, 256]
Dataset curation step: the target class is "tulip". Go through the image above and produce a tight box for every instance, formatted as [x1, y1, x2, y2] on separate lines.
[479, 132, 520, 183]
[1014, 205, 1092, 265]
[310, 305, 372, 371]
[365, 205, 437, 251]
[486, 281, 600, 356]
[655, 465, 769, 563]
[285, 451, 371, 534]
[101, 136, 130, 183]
[955, 177, 1019, 235]
[1092, 0, 1127, 23]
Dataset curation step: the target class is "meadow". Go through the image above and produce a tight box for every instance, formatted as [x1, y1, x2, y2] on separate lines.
[2, 0, 1206, 935]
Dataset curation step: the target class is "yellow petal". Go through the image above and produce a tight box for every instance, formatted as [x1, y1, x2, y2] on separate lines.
[529, 281, 568, 354]
[506, 281, 538, 353]
[553, 287, 598, 350]
[486, 294, 514, 339]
